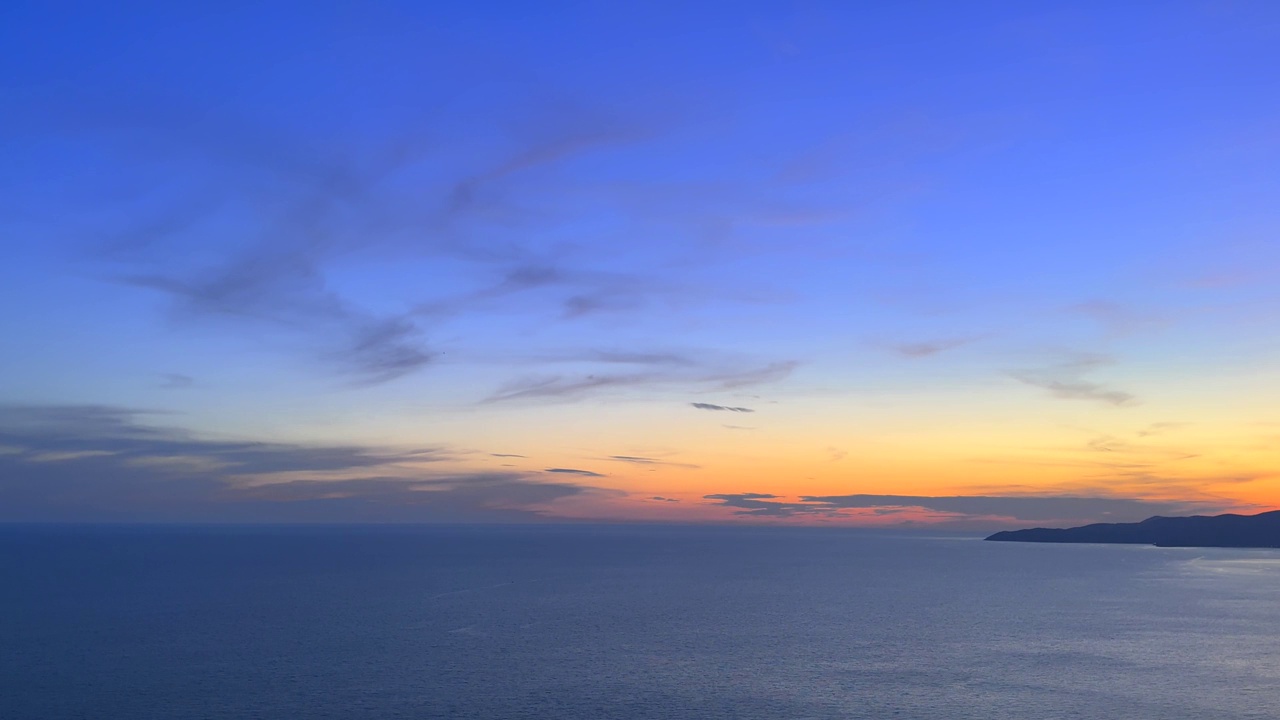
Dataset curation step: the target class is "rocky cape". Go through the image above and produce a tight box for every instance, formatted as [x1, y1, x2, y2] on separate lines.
[985, 509, 1280, 548]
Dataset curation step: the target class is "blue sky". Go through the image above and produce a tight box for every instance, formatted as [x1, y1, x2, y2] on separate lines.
[2, 1, 1279, 525]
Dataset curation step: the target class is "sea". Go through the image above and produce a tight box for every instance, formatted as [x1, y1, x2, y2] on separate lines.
[2, 524, 1279, 719]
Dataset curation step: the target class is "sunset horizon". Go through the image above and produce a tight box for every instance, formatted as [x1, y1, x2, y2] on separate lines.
[8, 3, 1280, 719]
[5, 1, 1279, 531]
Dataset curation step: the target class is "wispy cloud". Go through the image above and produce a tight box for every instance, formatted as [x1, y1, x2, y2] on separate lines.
[1010, 353, 1136, 406]
[235, 474, 593, 517]
[544, 467, 606, 477]
[712, 361, 798, 390]
[485, 374, 656, 403]
[691, 402, 755, 413]
[494, 349, 699, 368]
[0, 404, 443, 477]
[1137, 422, 1187, 438]
[123, 252, 433, 385]
[0, 404, 611, 522]
[446, 111, 651, 220]
[160, 373, 195, 389]
[890, 337, 975, 358]
[1068, 300, 1166, 338]
[53, 72, 827, 401]
[414, 264, 678, 323]
[580, 351, 697, 366]
[702, 490, 1230, 525]
[607, 455, 700, 469]
[484, 359, 798, 403]
[1085, 435, 1132, 453]
[82, 105, 446, 385]
[79, 93, 679, 386]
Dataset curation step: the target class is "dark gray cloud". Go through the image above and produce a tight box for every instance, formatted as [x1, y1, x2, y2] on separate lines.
[0, 405, 609, 522]
[691, 402, 755, 413]
[490, 453, 527, 458]
[1010, 353, 1136, 407]
[649, 496, 680, 503]
[544, 467, 606, 477]
[703, 493, 808, 518]
[703, 491, 1230, 526]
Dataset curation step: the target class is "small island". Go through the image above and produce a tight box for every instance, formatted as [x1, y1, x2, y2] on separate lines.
[985, 509, 1280, 548]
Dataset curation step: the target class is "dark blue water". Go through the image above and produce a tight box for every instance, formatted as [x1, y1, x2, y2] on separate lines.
[3, 525, 1279, 719]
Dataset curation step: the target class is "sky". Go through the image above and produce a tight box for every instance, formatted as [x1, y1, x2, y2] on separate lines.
[2, 0, 1279, 528]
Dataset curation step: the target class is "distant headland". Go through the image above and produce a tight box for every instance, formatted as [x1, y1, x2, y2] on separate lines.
[985, 510, 1280, 548]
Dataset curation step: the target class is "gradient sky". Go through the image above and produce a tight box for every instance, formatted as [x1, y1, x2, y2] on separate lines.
[3, 0, 1279, 528]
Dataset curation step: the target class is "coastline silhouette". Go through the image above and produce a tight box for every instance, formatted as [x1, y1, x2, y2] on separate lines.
[987, 510, 1280, 548]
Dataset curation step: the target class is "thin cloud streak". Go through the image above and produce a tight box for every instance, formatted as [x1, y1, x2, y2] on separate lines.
[703, 491, 1231, 525]
[1010, 353, 1136, 407]
[484, 359, 798, 403]
[891, 337, 975, 358]
[0, 405, 612, 522]
[122, 253, 433, 385]
[544, 467, 606, 477]
[691, 403, 755, 413]
[607, 455, 701, 469]
[713, 361, 799, 390]
[160, 373, 195, 389]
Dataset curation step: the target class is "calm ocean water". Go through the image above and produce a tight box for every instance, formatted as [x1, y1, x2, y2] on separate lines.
[3, 525, 1279, 719]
